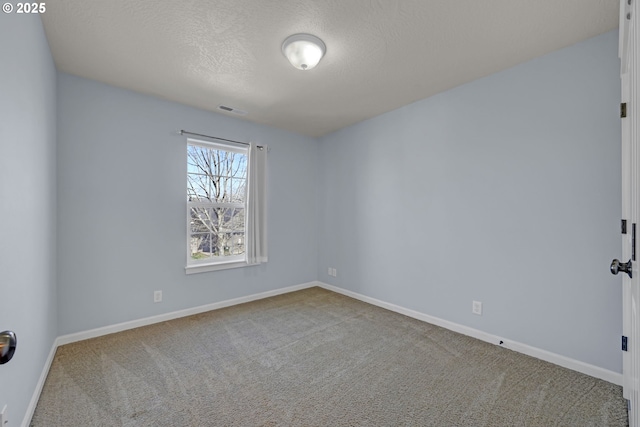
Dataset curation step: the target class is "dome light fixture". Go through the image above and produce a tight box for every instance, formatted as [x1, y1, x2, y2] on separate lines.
[281, 33, 326, 71]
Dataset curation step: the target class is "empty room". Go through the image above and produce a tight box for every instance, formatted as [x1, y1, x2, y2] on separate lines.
[1, 0, 638, 425]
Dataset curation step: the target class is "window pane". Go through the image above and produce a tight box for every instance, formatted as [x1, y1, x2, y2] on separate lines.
[190, 207, 217, 233]
[189, 233, 214, 260]
[229, 231, 245, 255]
[187, 173, 213, 202]
[232, 178, 246, 202]
[214, 208, 245, 256]
[215, 176, 231, 202]
[232, 155, 247, 178]
[217, 208, 244, 231]
[188, 146, 247, 202]
[187, 145, 211, 174]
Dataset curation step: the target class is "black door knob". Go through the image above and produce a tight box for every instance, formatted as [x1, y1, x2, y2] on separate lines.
[611, 259, 633, 278]
[0, 331, 16, 365]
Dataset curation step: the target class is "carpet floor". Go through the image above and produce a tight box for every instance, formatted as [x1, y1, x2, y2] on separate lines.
[31, 287, 628, 426]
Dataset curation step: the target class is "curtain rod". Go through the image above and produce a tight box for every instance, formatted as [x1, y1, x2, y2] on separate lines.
[179, 130, 250, 146]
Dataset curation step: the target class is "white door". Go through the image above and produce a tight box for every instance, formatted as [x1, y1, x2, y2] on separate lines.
[618, 0, 640, 425]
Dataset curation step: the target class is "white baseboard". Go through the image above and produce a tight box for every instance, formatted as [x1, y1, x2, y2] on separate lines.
[57, 281, 317, 346]
[22, 338, 58, 427]
[317, 282, 623, 386]
[23, 279, 622, 427]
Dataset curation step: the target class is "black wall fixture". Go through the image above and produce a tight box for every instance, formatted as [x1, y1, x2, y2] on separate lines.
[0, 331, 16, 364]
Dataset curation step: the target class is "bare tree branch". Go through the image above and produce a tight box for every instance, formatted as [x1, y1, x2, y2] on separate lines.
[188, 145, 248, 258]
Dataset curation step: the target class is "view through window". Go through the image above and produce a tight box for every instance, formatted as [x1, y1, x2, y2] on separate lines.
[187, 140, 248, 266]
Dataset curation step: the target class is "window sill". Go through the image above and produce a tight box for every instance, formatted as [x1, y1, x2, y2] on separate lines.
[185, 259, 257, 275]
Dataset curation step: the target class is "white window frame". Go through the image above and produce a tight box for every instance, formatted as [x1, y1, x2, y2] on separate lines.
[185, 138, 250, 274]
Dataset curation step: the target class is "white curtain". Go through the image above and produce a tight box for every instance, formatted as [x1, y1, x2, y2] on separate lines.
[247, 143, 267, 264]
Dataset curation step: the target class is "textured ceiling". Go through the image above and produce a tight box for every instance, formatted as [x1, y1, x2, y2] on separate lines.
[40, 0, 619, 137]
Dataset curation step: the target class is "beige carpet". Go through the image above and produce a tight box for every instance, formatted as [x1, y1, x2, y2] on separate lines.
[31, 287, 628, 426]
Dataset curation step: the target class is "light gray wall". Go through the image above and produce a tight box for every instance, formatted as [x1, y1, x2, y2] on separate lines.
[0, 13, 58, 425]
[57, 73, 318, 335]
[318, 31, 622, 372]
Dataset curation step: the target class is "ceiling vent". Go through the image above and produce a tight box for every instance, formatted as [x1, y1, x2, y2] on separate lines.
[217, 105, 248, 116]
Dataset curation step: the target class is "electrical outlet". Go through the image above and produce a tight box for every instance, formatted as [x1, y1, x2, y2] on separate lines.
[1, 404, 8, 426]
[154, 290, 162, 303]
[472, 300, 482, 316]
[328, 267, 332, 275]
[333, 268, 337, 277]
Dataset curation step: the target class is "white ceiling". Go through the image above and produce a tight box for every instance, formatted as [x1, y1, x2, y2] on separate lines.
[41, 0, 619, 137]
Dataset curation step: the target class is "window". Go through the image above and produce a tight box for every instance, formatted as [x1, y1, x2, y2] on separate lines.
[187, 139, 249, 271]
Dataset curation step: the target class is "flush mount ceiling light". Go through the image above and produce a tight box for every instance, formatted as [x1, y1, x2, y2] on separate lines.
[281, 33, 326, 71]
